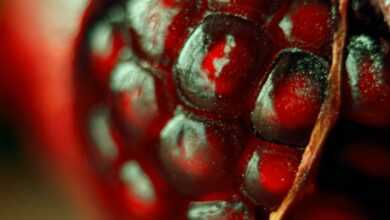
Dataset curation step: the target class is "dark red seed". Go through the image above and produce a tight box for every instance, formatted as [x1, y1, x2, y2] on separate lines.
[86, 6, 126, 88]
[174, 14, 271, 116]
[109, 59, 171, 147]
[251, 49, 329, 146]
[344, 35, 390, 127]
[88, 106, 122, 166]
[290, 2, 331, 49]
[77, 1, 388, 219]
[239, 138, 301, 209]
[159, 109, 242, 195]
[117, 159, 175, 220]
[187, 198, 255, 220]
[274, 73, 321, 129]
[272, 1, 332, 52]
[265, 1, 291, 50]
[124, 0, 205, 67]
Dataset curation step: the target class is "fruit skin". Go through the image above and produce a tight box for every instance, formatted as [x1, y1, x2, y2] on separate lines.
[0, 1, 124, 219]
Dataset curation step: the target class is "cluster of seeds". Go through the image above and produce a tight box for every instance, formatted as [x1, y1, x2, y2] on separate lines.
[76, 0, 390, 219]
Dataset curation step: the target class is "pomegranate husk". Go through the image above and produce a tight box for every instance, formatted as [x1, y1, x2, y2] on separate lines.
[270, 0, 349, 219]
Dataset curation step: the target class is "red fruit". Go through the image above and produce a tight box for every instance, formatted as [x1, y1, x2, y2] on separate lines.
[174, 14, 271, 116]
[344, 35, 390, 127]
[251, 49, 328, 146]
[76, 2, 340, 219]
[240, 138, 301, 209]
[159, 109, 243, 195]
[6, 0, 385, 219]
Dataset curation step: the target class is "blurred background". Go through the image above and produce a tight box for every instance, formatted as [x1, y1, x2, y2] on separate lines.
[0, 1, 91, 219]
[0, 115, 78, 220]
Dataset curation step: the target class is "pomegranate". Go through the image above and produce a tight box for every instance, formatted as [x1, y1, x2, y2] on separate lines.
[0, 0, 389, 219]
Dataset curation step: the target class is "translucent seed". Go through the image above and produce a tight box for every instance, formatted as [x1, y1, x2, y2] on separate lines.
[159, 109, 241, 195]
[175, 14, 270, 116]
[251, 49, 329, 146]
[188, 199, 254, 220]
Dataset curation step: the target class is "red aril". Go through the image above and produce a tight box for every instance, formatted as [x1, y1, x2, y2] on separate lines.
[109, 58, 173, 148]
[239, 138, 301, 209]
[251, 49, 329, 146]
[290, 3, 331, 49]
[174, 14, 271, 117]
[344, 35, 390, 127]
[159, 109, 243, 195]
[187, 197, 255, 220]
[2, 0, 389, 220]
[115, 158, 180, 220]
[124, 0, 206, 68]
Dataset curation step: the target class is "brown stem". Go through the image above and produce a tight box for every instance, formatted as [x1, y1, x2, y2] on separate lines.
[269, 1, 348, 219]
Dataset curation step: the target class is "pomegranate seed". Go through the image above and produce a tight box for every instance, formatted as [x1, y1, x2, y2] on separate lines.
[85, 6, 126, 88]
[187, 198, 255, 220]
[344, 35, 390, 127]
[74, 0, 390, 219]
[109, 59, 172, 147]
[88, 106, 123, 167]
[159, 109, 242, 195]
[117, 159, 176, 220]
[174, 14, 271, 116]
[265, 1, 291, 50]
[271, 1, 333, 52]
[251, 49, 329, 146]
[240, 138, 301, 209]
[290, 2, 331, 49]
[124, 0, 205, 67]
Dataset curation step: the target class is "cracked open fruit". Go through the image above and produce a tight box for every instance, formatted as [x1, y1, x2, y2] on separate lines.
[74, 0, 389, 219]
